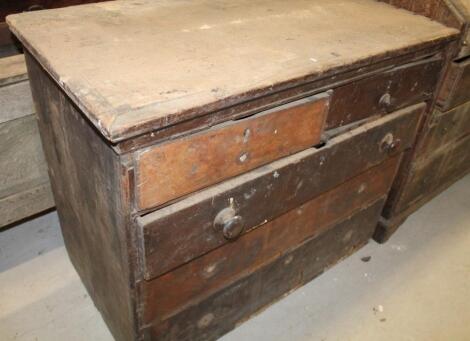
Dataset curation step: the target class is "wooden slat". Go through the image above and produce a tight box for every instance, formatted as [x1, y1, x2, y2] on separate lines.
[138, 103, 425, 280]
[144, 200, 385, 340]
[135, 94, 329, 210]
[0, 54, 27, 86]
[0, 80, 34, 124]
[141, 156, 401, 321]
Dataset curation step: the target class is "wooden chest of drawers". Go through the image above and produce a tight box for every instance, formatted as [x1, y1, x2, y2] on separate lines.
[0, 54, 54, 227]
[7, 0, 458, 340]
[376, 0, 470, 242]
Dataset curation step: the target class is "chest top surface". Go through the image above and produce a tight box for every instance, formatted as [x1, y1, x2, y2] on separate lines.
[7, 0, 458, 142]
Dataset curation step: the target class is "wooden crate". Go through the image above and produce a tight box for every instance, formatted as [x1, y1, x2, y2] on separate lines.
[7, 1, 458, 339]
[0, 54, 53, 228]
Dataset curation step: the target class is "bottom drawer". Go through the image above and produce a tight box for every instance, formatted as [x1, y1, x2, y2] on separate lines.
[141, 199, 385, 341]
[140, 156, 401, 322]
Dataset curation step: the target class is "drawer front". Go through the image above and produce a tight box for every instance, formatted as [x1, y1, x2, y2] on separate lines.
[384, 133, 470, 217]
[327, 56, 442, 129]
[143, 200, 385, 340]
[141, 158, 400, 321]
[134, 94, 329, 211]
[417, 101, 470, 156]
[438, 57, 470, 111]
[137, 103, 425, 280]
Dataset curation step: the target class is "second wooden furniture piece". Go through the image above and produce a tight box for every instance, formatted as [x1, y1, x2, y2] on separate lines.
[376, 0, 470, 241]
[7, 0, 458, 340]
[0, 54, 53, 228]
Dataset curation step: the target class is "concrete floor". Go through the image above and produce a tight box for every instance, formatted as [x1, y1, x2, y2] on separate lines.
[0, 175, 469, 341]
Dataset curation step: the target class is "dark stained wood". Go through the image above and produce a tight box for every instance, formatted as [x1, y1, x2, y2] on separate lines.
[438, 57, 470, 110]
[135, 94, 329, 210]
[417, 101, 470, 155]
[141, 157, 401, 321]
[383, 133, 470, 218]
[10, 2, 458, 340]
[138, 104, 424, 280]
[375, 140, 470, 244]
[144, 200, 385, 340]
[24, 52, 137, 341]
[327, 56, 443, 129]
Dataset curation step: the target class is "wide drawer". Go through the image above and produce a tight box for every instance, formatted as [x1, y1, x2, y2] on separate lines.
[137, 103, 425, 280]
[134, 93, 329, 211]
[438, 56, 470, 111]
[142, 199, 385, 339]
[327, 56, 442, 129]
[141, 158, 399, 321]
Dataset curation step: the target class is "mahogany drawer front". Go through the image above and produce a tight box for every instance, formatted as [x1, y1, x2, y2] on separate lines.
[417, 101, 470, 156]
[327, 56, 442, 129]
[141, 158, 399, 321]
[438, 57, 470, 111]
[137, 103, 425, 280]
[143, 199, 385, 340]
[133, 93, 329, 211]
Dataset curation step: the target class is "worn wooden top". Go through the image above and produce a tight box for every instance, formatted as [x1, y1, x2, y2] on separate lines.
[7, 0, 458, 142]
[455, 0, 470, 15]
[0, 54, 27, 87]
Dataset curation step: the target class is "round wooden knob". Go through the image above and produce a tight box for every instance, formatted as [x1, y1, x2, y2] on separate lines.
[214, 207, 244, 240]
[380, 133, 401, 155]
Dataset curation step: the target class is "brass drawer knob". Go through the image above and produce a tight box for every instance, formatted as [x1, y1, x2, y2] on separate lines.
[214, 207, 244, 240]
[380, 133, 401, 155]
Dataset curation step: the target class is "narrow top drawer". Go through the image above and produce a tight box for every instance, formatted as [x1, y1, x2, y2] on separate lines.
[134, 94, 329, 211]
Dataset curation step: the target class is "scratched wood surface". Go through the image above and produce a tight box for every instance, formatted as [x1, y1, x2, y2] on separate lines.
[141, 157, 400, 321]
[7, 0, 458, 142]
[135, 94, 328, 210]
[25, 52, 136, 341]
[138, 104, 424, 279]
[146, 200, 385, 340]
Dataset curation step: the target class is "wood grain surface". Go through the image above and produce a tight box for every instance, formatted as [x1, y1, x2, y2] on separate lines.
[7, 0, 458, 141]
[141, 157, 400, 321]
[135, 94, 328, 210]
[138, 103, 424, 280]
[144, 200, 385, 340]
